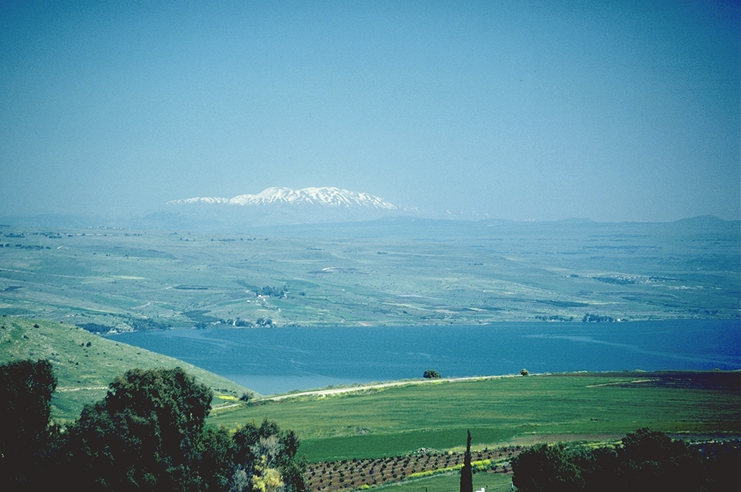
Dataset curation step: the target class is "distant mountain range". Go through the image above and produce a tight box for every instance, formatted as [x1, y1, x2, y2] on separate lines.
[3, 185, 735, 232]
[158, 187, 405, 229]
[167, 187, 398, 210]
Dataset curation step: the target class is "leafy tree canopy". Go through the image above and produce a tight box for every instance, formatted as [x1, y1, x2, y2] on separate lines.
[0, 361, 307, 492]
[511, 428, 732, 492]
[0, 359, 57, 490]
[64, 367, 213, 491]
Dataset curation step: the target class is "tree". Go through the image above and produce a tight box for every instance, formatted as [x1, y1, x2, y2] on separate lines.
[511, 444, 584, 492]
[459, 431, 473, 492]
[63, 367, 213, 491]
[230, 419, 306, 492]
[511, 429, 713, 492]
[423, 369, 441, 379]
[0, 359, 57, 491]
[1, 361, 309, 492]
[199, 425, 238, 491]
[616, 428, 704, 492]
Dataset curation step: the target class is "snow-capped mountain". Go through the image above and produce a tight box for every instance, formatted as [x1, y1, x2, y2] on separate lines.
[168, 187, 397, 210]
[161, 187, 403, 229]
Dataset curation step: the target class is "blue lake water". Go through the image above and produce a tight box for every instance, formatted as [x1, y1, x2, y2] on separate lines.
[107, 320, 741, 395]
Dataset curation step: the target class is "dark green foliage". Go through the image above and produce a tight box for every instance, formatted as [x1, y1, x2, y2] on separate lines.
[78, 322, 115, 333]
[63, 367, 213, 491]
[700, 440, 741, 491]
[512, 444, 583, 492]
[199, 425, 238, 491]
[0, 359, 57, 491]
[459, 431, 472, 492]
[260, 285, 287, 298]
[423, 369, 441, 379]
[231, 419, 307, 492]
[126, 316, 170, 331]
[280, 454, 308, 492]
[617, 428, 704, 492]
[512, 428, 738, 492]
[0, 360, 306, 491]
[581, 313, 615, 323]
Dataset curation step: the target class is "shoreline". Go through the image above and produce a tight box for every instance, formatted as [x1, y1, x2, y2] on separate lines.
[250, 369, 740, 402]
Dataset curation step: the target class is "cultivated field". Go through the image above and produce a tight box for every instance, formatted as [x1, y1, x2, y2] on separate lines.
[0, 217, 738, 330]
[208, 371, 741, 463]
[2, 316, 738, 491]
[1, 216, 738, 491]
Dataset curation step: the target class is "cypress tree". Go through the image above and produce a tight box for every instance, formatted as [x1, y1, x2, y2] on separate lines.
[460, 430, 473, 492]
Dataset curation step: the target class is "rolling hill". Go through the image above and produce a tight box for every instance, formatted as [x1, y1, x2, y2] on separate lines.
[0, 316, 255, 422]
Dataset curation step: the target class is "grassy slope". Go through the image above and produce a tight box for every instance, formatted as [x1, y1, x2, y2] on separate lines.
[208, 373, 741, 462]
[0, 316, 254, 422]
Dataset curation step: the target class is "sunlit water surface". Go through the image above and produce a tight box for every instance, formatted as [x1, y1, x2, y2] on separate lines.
[108, 320, 740, 395]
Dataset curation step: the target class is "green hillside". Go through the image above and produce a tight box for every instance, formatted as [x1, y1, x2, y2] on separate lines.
[208, 372, 741, 462]
[0, 316, 255, 422]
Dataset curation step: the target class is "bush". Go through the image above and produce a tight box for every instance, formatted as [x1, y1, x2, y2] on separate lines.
[423, 369, 441, 379]
[512, 429, 732, 492]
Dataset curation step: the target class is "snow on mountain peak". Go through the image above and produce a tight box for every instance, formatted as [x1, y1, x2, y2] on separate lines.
[167, 187, 397, 210]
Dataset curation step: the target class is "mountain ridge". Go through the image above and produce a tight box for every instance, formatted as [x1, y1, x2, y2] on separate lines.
[167, 186, 398, 210]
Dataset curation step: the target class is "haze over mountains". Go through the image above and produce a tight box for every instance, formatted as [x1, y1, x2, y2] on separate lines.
[1, 184, 737, 233]
[157, 186, 413, 229]
[167, 187, 398, 210]
[0, 187, 407, 230]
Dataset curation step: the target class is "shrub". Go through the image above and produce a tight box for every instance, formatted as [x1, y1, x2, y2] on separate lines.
[423, 369, 441, 379]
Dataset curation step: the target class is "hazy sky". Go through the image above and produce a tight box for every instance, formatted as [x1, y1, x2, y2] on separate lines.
[1, 0, 739, 222]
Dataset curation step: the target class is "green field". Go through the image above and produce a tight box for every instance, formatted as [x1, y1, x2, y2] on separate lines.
[0, 317, 252, 421]
[207, 372, 741, 462]
[2, 315, 739, 489]
[1, 217, 739, 489]
[5, 316, 736, 466]
[0, 217, 739, 329]
[378, 470, 513, 492]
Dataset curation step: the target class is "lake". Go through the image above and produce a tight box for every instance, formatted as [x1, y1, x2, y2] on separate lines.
[108, 320, 740, 395]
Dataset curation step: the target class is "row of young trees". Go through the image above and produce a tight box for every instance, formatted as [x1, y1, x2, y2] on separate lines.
[0, 359, 307, 492]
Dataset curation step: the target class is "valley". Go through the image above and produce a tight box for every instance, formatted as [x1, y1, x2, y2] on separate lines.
[0, 217, 738, 332]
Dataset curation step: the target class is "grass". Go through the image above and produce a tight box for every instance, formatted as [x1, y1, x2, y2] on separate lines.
[0, 317, 253, 422]
[381, 470, 513, 492]
[207, 372, 741, 462]
[2, 314, 739, 489]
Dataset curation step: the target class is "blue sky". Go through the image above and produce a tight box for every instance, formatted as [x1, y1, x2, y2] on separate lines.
[1, 0, 738, 222]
